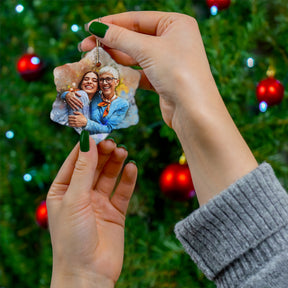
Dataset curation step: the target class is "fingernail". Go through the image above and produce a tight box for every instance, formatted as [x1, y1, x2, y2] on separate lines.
[117, 144, 128, 151]
[128, 160, 136, 166]
[84, 23, 89, 32]
[80, 130, 90, 152]
[106, 137, 115, 143]
[77, 42, 83, 52]
[130, 65, 143, 70]
[89, 21, 109, 38]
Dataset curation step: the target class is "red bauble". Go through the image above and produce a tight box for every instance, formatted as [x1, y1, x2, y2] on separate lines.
[206, 0, 231, 10]
[159, 163, 195, 201]
[35, 201, 48, 229]
[17, 53, 44, 81]
[256, 77, 284, 106]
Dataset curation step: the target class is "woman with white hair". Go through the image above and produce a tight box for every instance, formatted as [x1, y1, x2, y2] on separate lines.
[68, 66, 129, 134]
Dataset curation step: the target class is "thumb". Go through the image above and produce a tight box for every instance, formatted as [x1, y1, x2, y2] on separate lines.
[87, 21, 153, 66]
[66, 134, 98, 200]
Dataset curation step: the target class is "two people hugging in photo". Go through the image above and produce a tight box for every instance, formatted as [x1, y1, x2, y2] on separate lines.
[59, 66, 129, 136]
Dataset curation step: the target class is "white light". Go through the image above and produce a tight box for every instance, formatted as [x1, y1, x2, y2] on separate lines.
[247, 57, 255, 68]
[259, 101, 268, 113]
[6, 130, 14, 139]
[31, 56, 40, 65]
[16, 4, 24, 13]
[210, 6, 218, 16]
[71, 24, 79, 32]
[23, 173, 32, 182]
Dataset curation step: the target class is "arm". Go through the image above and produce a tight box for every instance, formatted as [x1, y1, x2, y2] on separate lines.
[61, 91, 84, 110]
[79, 11, 288, 286]
[85, 101, 129, 134]
[60, 91, 68, 100]
[68, 111, 88, 127]
[175, 163, 288, 287]
[82, 11, 258, 205]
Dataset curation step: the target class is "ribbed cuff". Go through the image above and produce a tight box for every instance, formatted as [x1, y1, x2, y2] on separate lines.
[174, 163, 288, 286]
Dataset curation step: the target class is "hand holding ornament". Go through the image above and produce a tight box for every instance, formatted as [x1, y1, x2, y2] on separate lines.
[47, 136, 137, 288]
[80, 11, 258, 205]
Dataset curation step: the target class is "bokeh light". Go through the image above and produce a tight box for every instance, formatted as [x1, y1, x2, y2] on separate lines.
[15, 4, 24, 13]
[71, 24, 79, 32]
[23, 173, 32, 182]
[247, 57, 255, 68]
[259, 101, 268, 112]
[5, 130, 14, 139]
[210, 6, 218, 15]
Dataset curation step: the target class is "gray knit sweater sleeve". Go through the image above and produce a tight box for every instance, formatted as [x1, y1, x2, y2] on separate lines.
[174, 163, 288, 288]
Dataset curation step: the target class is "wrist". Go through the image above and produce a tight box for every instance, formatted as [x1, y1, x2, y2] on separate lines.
[171, 82, 257, 205]
[61, 91, 68, 100]
[51, 267, 114, 288]
[84, 117, 88, 127]
[171, 74, 222, 135]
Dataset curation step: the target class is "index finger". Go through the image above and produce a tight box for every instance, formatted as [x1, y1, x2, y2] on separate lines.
[83, 12, 170, 67]
[95, 11, 168, 35]
[75, 92, 82, 98]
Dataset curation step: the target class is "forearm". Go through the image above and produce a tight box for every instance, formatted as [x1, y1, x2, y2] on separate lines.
[85, 119, 113, 133]
[51, 267, 114, 288]
[171, 78, 258, 205]
[61, 91, 68, 100]
[174, 163, 288, 287]
[86, 105, 128, 134]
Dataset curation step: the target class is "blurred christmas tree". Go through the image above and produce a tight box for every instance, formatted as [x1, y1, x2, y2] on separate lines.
[1, 0, 287, 287]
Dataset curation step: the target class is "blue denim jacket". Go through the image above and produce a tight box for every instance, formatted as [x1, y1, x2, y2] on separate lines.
[61, 91, 129, 134]
[85, 94, 129, 134]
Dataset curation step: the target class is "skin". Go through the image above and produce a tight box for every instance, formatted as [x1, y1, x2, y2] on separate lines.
[49, 11, 258, 287]
[99, 72, 119, 100]
[80, 11, 258, 203]
[48, 139, 137, 287]
[68, 72, 120, 128]
[66, 72, 99, 109]
[68, 72, 99, 128]
[81, 71, 99, 100]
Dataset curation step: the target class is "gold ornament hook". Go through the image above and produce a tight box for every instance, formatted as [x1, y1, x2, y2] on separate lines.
[266, 65, 276, 78]
[95, 18, 102, 68]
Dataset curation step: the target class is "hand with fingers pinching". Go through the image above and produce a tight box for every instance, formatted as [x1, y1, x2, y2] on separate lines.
[80, 12, 217, 129]
[79, 11, 257, 206]
[70, 11, 288, 288]
[48, 10, 288, 288]
[47, 131, 137, 288]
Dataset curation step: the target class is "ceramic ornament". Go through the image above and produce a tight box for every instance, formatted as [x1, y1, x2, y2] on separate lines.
[50, 47, 140, 144]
